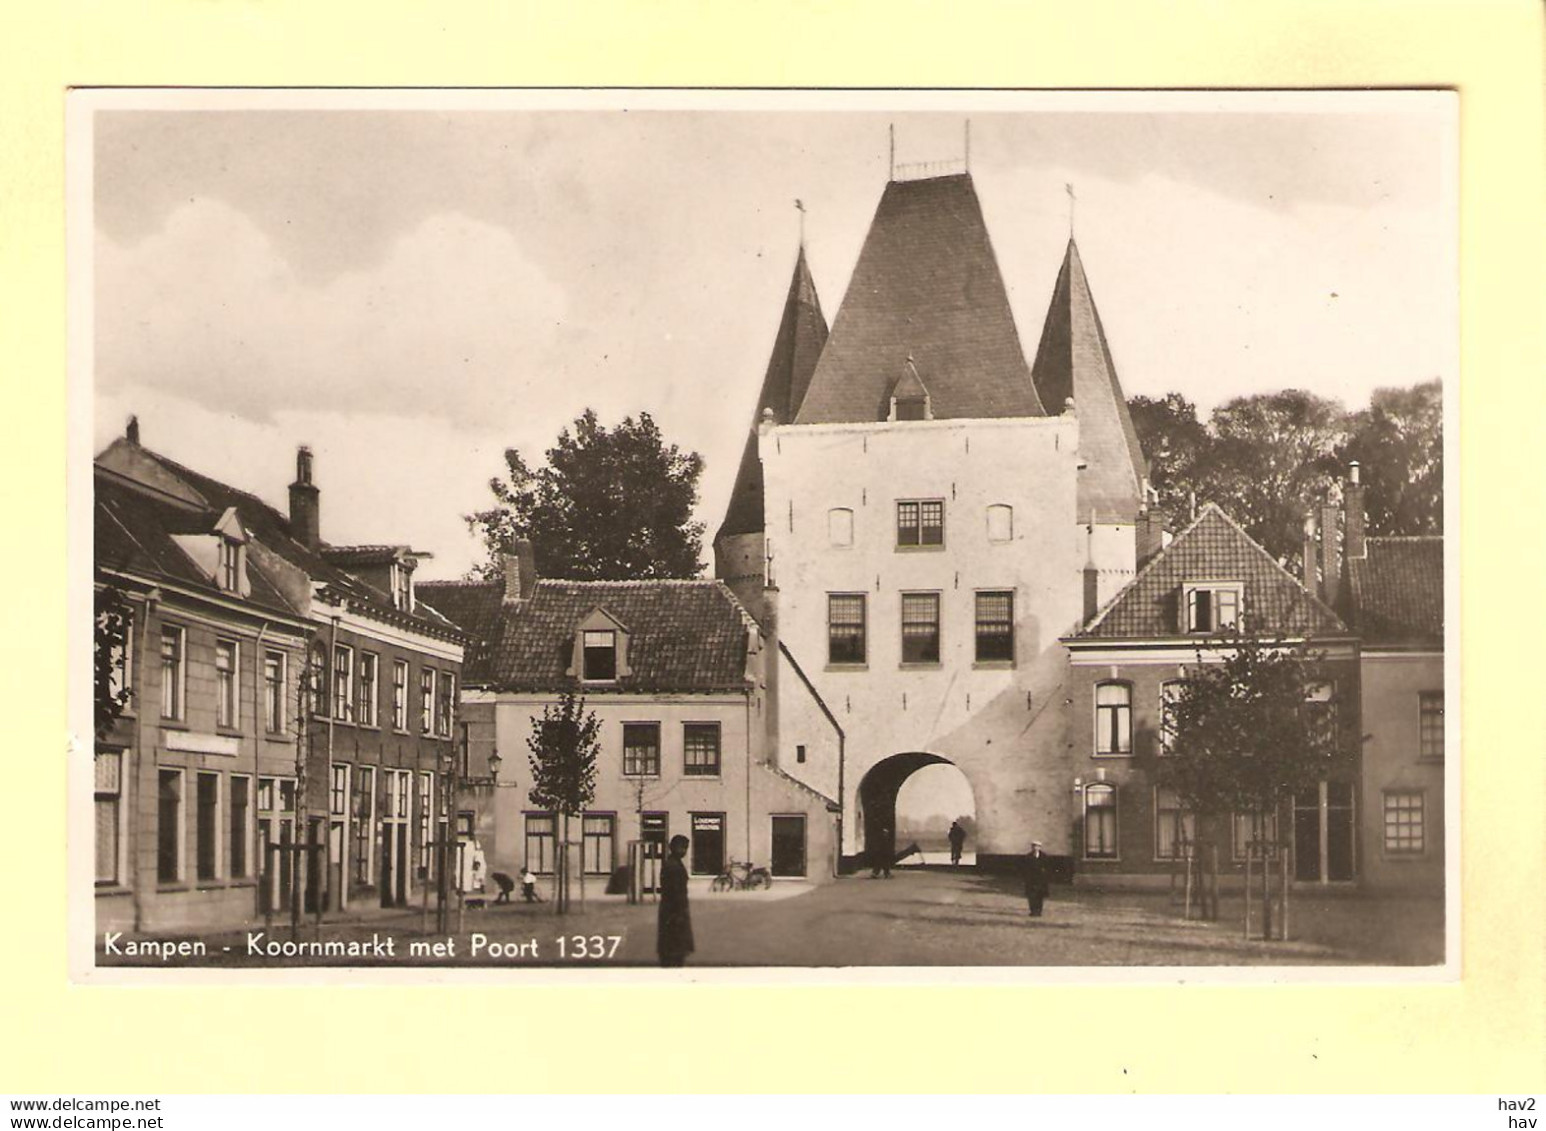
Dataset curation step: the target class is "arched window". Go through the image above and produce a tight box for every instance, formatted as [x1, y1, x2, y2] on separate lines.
[828, 507, 854, 547]
[1094, 681, 1132, 756]
[986, 503, 1014, 543]
[1084, 783, 1118, 859]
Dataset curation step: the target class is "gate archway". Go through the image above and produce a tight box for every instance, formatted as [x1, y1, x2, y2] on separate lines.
[857, 752, 976, 867]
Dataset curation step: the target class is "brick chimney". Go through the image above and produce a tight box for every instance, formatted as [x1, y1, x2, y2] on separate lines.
[1136, 507, 1166, 568]
[1302, 513, 1318, 597]
[1319, 501, 1341, 607]
[1344, 461, 1367, 562]
[126, 415, 140, 445]
[288, 445, 321, 552]
[500, 538, 537, 603]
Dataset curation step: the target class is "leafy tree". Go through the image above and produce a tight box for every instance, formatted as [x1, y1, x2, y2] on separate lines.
[1148, 630, 1349, 932]
[467, 409, 705, 581]
[1338, 380, 1443, 536]
[526, 690, 601, 912]
[1128, 393, 1214, 533]
[94, 587, 132, 741]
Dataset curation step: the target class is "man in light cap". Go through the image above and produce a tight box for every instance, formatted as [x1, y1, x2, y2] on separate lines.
[1023, 841, 1051, 918]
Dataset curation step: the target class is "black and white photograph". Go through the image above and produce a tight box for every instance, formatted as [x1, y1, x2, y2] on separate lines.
[77, 89, 1456, 976]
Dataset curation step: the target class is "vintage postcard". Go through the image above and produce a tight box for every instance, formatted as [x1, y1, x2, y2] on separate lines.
[71, 88, 1458, 981]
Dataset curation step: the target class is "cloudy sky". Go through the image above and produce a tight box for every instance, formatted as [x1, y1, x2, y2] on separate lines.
[88, 93, 1454, 580]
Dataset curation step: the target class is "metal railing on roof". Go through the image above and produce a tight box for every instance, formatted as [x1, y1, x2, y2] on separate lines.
[892, 157, 968, 183]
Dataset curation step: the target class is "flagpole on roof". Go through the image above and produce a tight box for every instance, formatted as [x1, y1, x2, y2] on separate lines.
[889, 123, 895, 180]
[964, 119, 971, 172]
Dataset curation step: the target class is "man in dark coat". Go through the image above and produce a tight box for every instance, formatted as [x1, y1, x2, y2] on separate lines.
[948, 820, 966, 866]
[869, 823, 894, 879]
[657, 834, 694, 967]
[1023, 842, 1051, 917]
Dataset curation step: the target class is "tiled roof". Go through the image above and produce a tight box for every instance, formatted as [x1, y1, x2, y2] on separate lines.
[322, 545, 411, 567]
[95, 468, 303, 619]
[416, 580, 505, 684]
[1072, 504, 1349, 640]
[1345, 537, 1444, 647]
[793, 174, 1046, 424]
[97, 439, 463, 643]
[1029, 239, 1148, 523]
[455, 579, 755, 694]
[718, 246, 829, 539]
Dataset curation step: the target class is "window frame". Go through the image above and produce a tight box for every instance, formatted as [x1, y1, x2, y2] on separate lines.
[895, 498, 946, 549]
[332, 644, 355, 723]
[94, 751, 125, 886]
[1159, 679, 1185, 755]
[826, 592, 868, 667]
[682, 721, 723, 778]
[219, 537, 240, 592]
[214, 637, 239, 730]
[899, 591, 942, 666]
[1093, 680, 1134, 757]
[392, 659, 410, 732]
[1382, 790, 1426, 856]
[524, 812, 557, 876]
[1231, 808, 1280, 861]
[581, 629, 618, 683]
[156, 766, 185, 884]
[229, 773, 252, 879]
[1418, 691, 1444, 761]
[1183, 582, 1243, 634]
[581, 813, 616, 876]
[622, 722, 662, 778]
[194, 770, 222, 882]
[420, 668, 436, 734]
[263, 649, 286, 734]
[973, 590, 1015, 665]
[1153, 785, 1196, 861]
[1083, 782, 1119, 860]
[159, 624, 186, 722]
[436, 670, 455, 737]
[357, 651, 379, 728]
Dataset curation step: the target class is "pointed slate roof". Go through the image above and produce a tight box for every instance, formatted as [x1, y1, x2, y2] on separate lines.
[1030, 239, 1148, 523]
[1344, 536, 1444, 647]
[717, 246, 829, 539]
[1071, 504, 1349, 640]
[793, 174, 1045, 424]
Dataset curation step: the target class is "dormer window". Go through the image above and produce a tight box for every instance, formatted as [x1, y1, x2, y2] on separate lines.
[219, 538, 240, 592]
[390, 562, 413, 612]
[888, 359, 932, 421]
[571, 608, 632, 684]
[583, 631, 616, 682]
[1183, 583, 1241, 633]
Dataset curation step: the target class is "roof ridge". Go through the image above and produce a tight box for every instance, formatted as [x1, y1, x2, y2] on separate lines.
[538, 577, 720, 587]
[417, 578, 498, 588]
[1364, 534, 1444, 544]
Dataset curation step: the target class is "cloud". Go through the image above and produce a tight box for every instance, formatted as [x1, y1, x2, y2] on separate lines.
[96, 199, 570, 430]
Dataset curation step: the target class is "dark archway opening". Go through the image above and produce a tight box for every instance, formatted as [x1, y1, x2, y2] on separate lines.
[857, 753, 976, 869]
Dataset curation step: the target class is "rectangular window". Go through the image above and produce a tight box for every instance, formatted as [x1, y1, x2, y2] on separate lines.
[974, 591, 1014, 663]
[525, 813, 556, 875]
[683, 722, 722, 777]
[352, 766, 375, 886]
[215, 639, 238, 729]
[263, 650, 285, 733]
[582, 630, 617, 682]
[393, 660, 409, 731]
[357, 652, 379, 728]
[900, 592, 941, 664]
[332, 645, 354, 722]
[582, 814, 616, 876]
[896, 498, 945, 547]
[1094, 682, 1133, 756]
[157, 768, 183, 883]
[827, 594, 867, 665]
[1232, 810, 1280, 860]
[329, 763, 349, 817]
[94, 752, 122, 885]
[417, 771, 435, 878]
[1154, 787, 1195, 860]
[1383, 791, 1425, 854]
[230, 775, 251, 879]
[159, 626, 185, 720]
[1185, 584, 1241, 633]
[219, 539, 239, 591]
[1083, 784, 1118, 859]
[1419, 691, 1444, 760]
[195, 771, 220, 881]
[420, 668, 436, 734]
[436, 671, 455, 737]
[623, 723, 661, 777]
